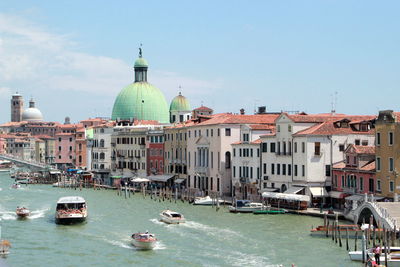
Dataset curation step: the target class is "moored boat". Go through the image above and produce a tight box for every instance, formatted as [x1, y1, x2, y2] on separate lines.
[55, 196, 87, 224]
[16, 207, 30, 218]
[193, 196, 225, 206]
[253, 207, 287, 215]
[229, 200, 268, 213]
[0, 161, 12, 173]
[131, 232, 157, 250]
[310, 224, 383, 238]
[160, 210, 185, 224]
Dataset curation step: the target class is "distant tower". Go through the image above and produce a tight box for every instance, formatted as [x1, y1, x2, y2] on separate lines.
[11, 92, 24, 122]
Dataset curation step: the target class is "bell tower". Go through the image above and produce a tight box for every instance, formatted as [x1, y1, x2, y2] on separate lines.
[11, 92, 24, 122]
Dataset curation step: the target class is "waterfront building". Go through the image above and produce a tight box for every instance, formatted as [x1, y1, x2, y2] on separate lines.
[375, 110, 400, 199]
[231, 124, 274, 201]
[186, 113, 278, 197]
[164, 121, 194, 185]
[37, 135, 56, 164]
[260, 112, 375, 206]
[0, 136, 6, 154]
[75, 127, 87, 168]
[170, 92, 191, 124]
[55, 124, 79, 169]
[332, 144, 376, 209]
[10, 92, 24, 122]
[4, 134, 35, 161]
[111, 50, 169, 123]
[92, 123, 114, 182]
[147, 129, 165, 176]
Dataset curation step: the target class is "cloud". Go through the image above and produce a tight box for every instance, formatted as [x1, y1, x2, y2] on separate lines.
[0, 13, 222, 107]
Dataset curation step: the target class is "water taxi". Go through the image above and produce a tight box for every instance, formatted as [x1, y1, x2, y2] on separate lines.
[131, 232, 157, 250]
[193, 196, 225, 206]
[55, 196, 87, 224]
[16, 207, 30, 218]
[160, 210, 185, 224]
[228, 200, 268, 213]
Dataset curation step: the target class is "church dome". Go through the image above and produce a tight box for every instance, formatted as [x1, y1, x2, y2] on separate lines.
[170, 92, 191, 111]
[111, 51, 169, 123]
[22, 98, 43, 122]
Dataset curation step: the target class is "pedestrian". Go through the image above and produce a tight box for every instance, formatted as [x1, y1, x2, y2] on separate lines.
[373, 244, 381, 265]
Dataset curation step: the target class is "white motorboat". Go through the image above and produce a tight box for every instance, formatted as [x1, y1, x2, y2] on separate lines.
[11, 183, 20, 189]
[55, 196, 87, 224]
[349, 247, 400, 262]
[16, 207, 30, 218]
[194, 196, 225, 206]
[160, 210, 185, 224]
[0, 160, 12, 172]
[131, 232, 157, 250]
[229, 200, 268, 213]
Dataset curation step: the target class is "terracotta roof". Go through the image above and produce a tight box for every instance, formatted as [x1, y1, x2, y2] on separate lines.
[249, 124, 275, 130]
[231, 139, 261, 145]
[333, 160, 375, 172]
[360, 161, 375, 171]
[294, 116, 376, 136]
[353, 145, 375, 154]
[193, 105, 213, 111]
[196, 113, 278, 126]
[332, 162, 346, 169]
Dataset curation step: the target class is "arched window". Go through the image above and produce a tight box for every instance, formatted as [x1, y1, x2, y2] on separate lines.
[100, 152, 105, 160]
[100, 139, 105, 148]
[225, 151, 231, 169]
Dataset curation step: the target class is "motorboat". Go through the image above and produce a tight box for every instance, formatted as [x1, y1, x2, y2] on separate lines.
[349, 247, 400, 264]
[310, 224, 383, 238]
[16, 207, 30, 218]
[55, 196, 87, 224]
[160, 210, 185, 224]
[131, 232, 157, 250]
[194, 196, 225, 206]
[11, 183, 21, 189]
[0, 160, 12, 172]
[0, 240, 10, 257]
[228, 200, 268, 213]
[253, 207, 287, 215]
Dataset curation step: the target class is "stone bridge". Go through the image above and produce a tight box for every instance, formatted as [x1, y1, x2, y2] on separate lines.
[347, 195, 400, 231]
[0, 154, 51, 171]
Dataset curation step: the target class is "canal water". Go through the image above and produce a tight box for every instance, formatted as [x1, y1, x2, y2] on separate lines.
[0, 172, 359, 267]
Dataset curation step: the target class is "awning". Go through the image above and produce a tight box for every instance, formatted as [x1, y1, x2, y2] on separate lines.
[110, 176, 122, 179]
[148, 175, 174, 182]
[262, 192, 310, 202]
[329, 191, 346, 199]
[49, 170, 61, 174]
[284, 186, 305, 194]
[309, 187, 328, 197]
[260, 188, 280, 193]
[131, 177, 150, 183]
[345, 194, 365, 202]
[174, 178, 186, 184]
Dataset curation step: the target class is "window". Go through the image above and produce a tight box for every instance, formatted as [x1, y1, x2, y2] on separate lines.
[271, 164, 275, 175]
[342, 176, 345, 188]
[233, 149, 236, 157]
[369, 178, 374, 193]
[225, 128, 231, 136]
[389, 132, 394, 146]
[314, 142, 321, 156]
[302, 142, 305, 153]
[389, 157, 394, 172]
[362, 140, 368, 146]
[233, 166, 236, 177]
[277, 125, 280, 132]
[211, 129, 213, 136]
[263, 163, 267, 174]
[294, 142, 297, 153]
[262, 143, 268, 152]
[282, 164, 286, 175]
[376, 132, 381, 146]
[302, 165, 305, 176]
[270, 143, 276, 153]
[376, 157, 381, 171]
[359, 177, 364, 191]
[325, 165, 331, 176]
[377, 179, 381, 192]
[277, 164, 280, 175]
[257, 149, 260, 157]
[294, 165, 298, 176]
[355, 139, 360, 146]
[288, 164, 291, 176]
[288, 125, 292, 132]
[339, 144, 344, 152]
[69, 137, 72, 142]
[217, 128, 220, 136]
[390, 181, 394, 192]
[243, 134, 249, 142]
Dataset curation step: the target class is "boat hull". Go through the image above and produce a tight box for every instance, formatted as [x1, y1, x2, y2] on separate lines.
[55, 216, 86, 225]
[131, 240, 156, 250]
[160, 216, 185, 224]
[229, 206, 268, 213]
[253, 209, 287, 215]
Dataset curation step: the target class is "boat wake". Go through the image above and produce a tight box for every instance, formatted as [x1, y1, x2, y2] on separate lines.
[0, 211, 17, 220]
[149, 218, 164, 225]
[182, 221, 242, 239]
[153, 241, 166, 250]
[30, 207, 50, 219]
[103, 238, 132, 250]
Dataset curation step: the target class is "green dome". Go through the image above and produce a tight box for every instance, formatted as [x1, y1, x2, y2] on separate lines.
[170, 93, 191, 111]
[134, 57, 148, 68]
[111, 82, 169, 123]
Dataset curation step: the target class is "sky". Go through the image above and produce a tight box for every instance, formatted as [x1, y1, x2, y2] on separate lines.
[0, 1, 399, 123]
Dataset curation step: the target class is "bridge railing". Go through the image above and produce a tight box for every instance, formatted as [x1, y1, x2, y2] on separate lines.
[0, 154, 52, 170]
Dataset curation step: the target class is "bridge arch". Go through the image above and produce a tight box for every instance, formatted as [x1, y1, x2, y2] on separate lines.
[357, 206, 377, 225]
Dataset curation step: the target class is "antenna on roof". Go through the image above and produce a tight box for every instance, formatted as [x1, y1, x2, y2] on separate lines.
[331, 91, 338, 114]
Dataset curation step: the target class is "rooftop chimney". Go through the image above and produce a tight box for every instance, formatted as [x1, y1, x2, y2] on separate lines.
[257, 106, 266, 114]
[240, 108, 245, 115]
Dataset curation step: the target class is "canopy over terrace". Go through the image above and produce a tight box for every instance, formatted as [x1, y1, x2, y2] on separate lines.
[309, 187, 328, 197]
[131, 177, 150, 183]
[262, 192, 311, 202]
